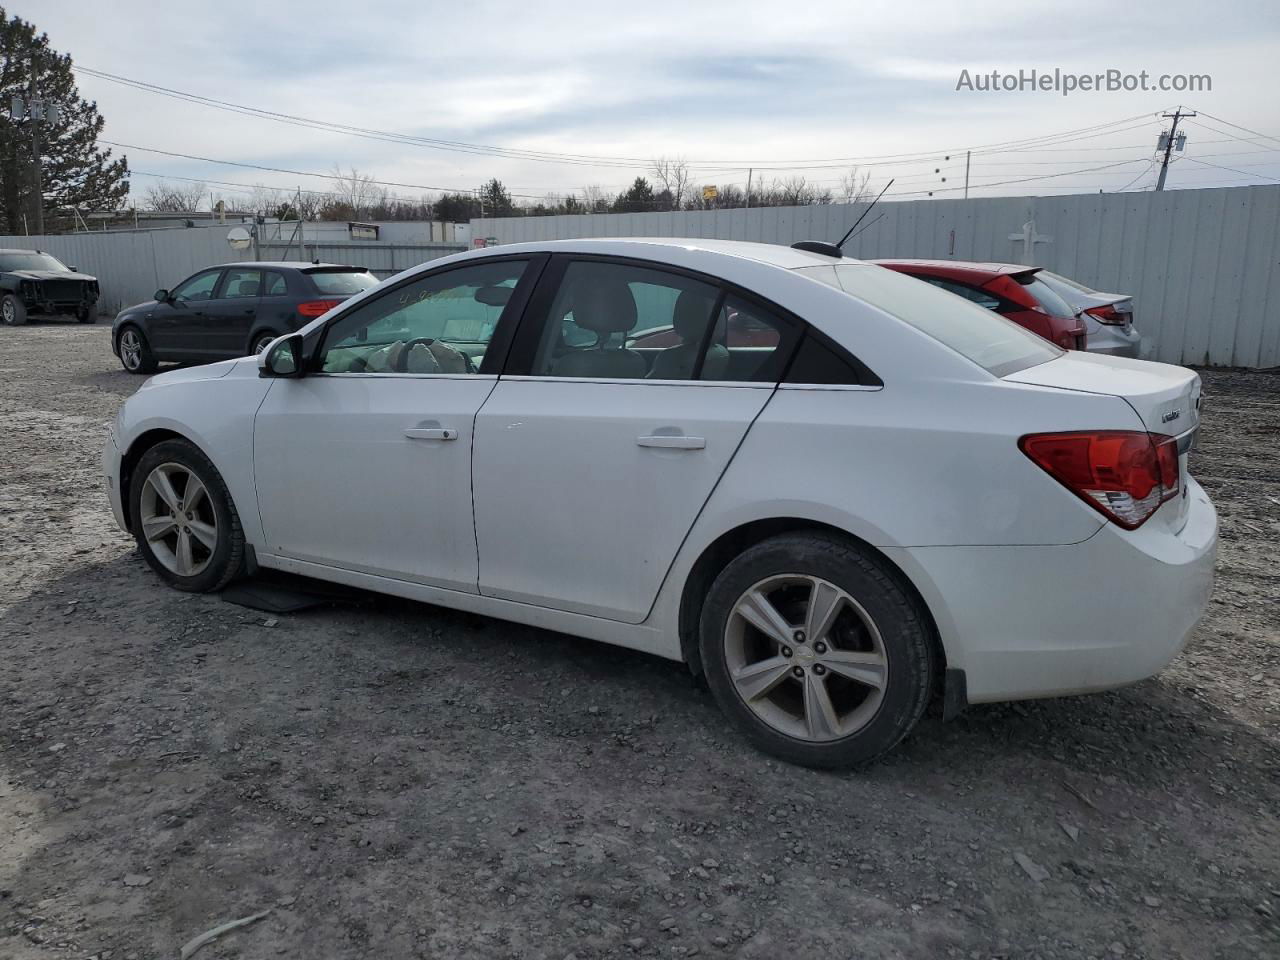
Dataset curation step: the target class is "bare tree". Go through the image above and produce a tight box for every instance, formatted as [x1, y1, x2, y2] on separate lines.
[580, 184, 612, 213]
[143, 180, 206, 212]
[838, 167, 872, 205]
[651, 156, 693, 210]
[330, 165, 382, 219]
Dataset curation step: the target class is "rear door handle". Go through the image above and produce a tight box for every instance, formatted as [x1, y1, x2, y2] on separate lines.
[637, 435, 705, 450]
[404, 427, 458, 441]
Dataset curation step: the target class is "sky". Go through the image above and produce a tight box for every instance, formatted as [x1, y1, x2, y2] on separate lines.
[20, 0, 1280, 210]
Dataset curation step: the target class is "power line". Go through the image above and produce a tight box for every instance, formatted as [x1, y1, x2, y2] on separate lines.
[76, 65, 1164, 171]
[1180, 157, 1280, 182]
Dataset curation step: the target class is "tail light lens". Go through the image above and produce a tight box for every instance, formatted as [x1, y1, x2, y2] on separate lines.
[296, 299, 343, 318]
[1019, 431, 1179, 529]
[1085, 305, 1128, 326]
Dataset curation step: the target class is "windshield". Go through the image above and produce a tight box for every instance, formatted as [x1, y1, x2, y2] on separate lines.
[796, 263, 1062, 377]
[0, 252, 70, 272]
[307, 270, 378, 295]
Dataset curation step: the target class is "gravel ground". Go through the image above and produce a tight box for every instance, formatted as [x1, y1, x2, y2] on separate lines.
[1, 320, 1277, 960]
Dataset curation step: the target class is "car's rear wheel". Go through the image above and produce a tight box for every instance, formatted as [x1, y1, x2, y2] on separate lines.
[699, 532, 934, 768]
[129, 439, 245, 592]
[1, 294, 27, 326]
[251, 332, 277, 355]
[118, 325, 157, 374]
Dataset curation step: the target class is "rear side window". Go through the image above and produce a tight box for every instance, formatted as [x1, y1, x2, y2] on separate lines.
[221, 268, 262, 299]
[308, 270, 378, 295]
[784, 330, 881, 386]
[1017, 274, 1076, 318]
[262, 272, 288, 296]
[797, 263, 1061, 377]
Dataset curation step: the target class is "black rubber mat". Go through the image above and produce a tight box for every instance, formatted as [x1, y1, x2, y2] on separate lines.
[220, 571, 368, 613]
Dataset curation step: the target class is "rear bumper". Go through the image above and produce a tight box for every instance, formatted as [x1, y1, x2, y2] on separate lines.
[1085, 323, 1143, 359]
[891, 478, 1217, 703]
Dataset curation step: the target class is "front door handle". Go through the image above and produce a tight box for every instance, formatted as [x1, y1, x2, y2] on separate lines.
[405, 427, 458, 441]
[637, 435, 705, 450]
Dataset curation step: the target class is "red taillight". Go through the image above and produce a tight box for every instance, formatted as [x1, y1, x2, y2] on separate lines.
[296, 299, 343, 318]
[1019, 431, 1180, 529]
[1085, 305, 1127, 326]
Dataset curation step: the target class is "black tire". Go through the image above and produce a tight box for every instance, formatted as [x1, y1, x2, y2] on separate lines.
[128, 438, 246, 593]
[699, 532, 934, 769]
[250, 331, 279, 355]
[117, 324, 158, 374]
[77, 306, 96, 324]
[1, 293, 27, 326]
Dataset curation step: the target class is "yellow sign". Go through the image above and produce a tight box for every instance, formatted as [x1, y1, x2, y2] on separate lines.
[702, 185, 718, 201]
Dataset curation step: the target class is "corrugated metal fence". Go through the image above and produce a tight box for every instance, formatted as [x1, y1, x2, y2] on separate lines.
[0, 225, 464, 314]
[472, 185, 1280, 368]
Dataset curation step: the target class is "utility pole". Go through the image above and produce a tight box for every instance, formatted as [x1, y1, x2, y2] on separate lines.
[963, 151, 971, 200]
[1155, 107, 1194, 192]
[744, 168, 753, 210]
[28, 63, 44, 234]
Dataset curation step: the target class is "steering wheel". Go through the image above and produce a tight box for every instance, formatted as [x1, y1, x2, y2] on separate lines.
[394, 337, 477, 374]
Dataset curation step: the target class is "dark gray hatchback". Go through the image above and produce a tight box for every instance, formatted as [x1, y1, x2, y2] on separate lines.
[111, 261, 378, 373]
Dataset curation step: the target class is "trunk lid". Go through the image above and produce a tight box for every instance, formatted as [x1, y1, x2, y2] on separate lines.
[1006, 352, 1201, 531]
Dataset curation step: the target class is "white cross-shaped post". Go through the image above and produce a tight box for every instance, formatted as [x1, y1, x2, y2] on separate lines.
[1008, 219, 1052, 265]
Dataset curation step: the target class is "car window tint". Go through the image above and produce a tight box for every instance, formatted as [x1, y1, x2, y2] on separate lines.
[262, 272, 288, 296]
[706, 295, 798, 383]
[532, 261, 722, 381]
[784, 330, 880, 386]
[309, 270, 378, 295]
[921, 276, 1000, 311]
[318, 260, 527, 375]
[172, 270, 221, 302]
[797, 263, 1061, 377]
[221, 269, 263, 299]
[1018, 274, 1076, 317]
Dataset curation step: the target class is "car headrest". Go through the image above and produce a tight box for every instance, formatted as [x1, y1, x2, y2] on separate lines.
[237, 280, 260, 296]
[672, 289, 722, 340]
[571, 280, 637, 335]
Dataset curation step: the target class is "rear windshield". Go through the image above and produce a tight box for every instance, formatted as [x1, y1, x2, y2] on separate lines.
[1017, 273, 1076, 318]
[796, 263, 1062, 377]
[307, 270, 378, 295]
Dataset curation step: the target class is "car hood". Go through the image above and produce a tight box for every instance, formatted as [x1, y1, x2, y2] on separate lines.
[9, 269, 97, 282]
[139, 356, 256, 389]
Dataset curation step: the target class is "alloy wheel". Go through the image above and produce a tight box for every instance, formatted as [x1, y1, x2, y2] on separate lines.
[1, 299, 14, 324]
[138, 463, 219, 577]
[253, 335, 275, 354]
[724, 574, 888, 742]
[120, 330, 143, 370]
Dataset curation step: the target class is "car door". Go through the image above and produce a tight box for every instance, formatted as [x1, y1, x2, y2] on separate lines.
[472, 256, 801, 623]
[201, 267, 263, 356]
[252, 256, 540, 591]
[149, 268, 223, 356]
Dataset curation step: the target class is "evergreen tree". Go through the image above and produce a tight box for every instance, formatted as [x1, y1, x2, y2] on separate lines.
[0, 10, 129, 233]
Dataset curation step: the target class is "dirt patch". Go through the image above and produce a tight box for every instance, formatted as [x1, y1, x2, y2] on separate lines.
[2, 322, 1277, 959]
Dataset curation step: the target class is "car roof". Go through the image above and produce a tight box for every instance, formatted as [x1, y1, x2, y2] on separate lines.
[218, 261, 365, 271]
[871, 258, 1037, 282]
[456, 237, 856, 271]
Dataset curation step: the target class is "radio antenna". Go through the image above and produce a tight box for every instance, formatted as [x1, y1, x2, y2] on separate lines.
[836, 178, 894, 250]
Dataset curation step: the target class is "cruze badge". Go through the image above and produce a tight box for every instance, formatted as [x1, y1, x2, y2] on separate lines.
[1161, 409, 1181, 424]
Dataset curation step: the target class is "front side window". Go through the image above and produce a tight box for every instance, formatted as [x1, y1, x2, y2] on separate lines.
[221, 269, 262, 299]
[318, 260, 527, 374]
[172, 270, 222, 303]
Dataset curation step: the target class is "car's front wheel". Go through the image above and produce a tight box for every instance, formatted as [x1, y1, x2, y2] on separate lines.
[699, 532, 935, 768]
[77, 306, 96, 324]
[129, 439, 246, 592]
[117, 325, 157, 374]
[1, 294, 27, 326]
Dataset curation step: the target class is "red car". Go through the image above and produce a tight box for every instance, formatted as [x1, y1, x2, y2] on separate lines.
[871, 259, 1087, 350]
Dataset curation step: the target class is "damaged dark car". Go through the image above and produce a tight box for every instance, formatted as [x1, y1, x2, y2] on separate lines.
[0, 248, 100, 325]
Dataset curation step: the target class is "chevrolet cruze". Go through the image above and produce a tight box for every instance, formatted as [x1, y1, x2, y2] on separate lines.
[103, 238, 1217, 768]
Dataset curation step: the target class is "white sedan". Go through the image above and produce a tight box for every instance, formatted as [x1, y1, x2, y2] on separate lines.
[103, 238, 1217, 768]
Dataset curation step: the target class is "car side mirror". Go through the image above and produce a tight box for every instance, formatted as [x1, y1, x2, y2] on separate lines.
[258, 333, 305, 378]
[69, 265, 79, 272]
[154, 289, 170, 302]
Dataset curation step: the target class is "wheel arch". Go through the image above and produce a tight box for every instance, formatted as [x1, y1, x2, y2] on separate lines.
[246, 326, 283, 355]
[118, 428, 212, 532]
[676, 517, 949, 700]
